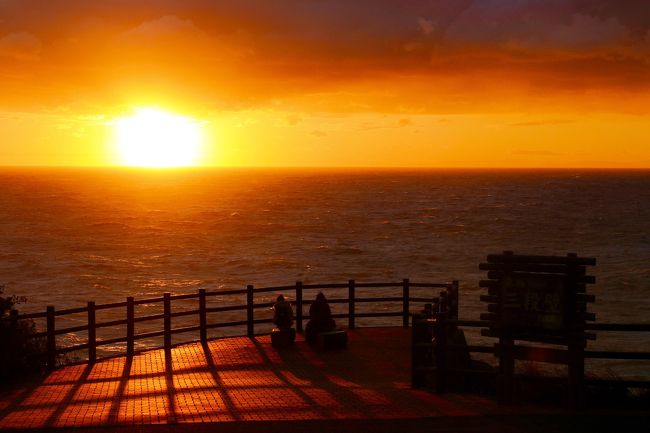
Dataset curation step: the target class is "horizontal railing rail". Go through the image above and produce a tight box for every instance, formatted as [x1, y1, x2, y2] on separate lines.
[18, 279, 456, 369]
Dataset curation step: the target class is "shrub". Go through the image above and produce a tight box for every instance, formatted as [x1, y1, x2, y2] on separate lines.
[0, 285, 47, 386]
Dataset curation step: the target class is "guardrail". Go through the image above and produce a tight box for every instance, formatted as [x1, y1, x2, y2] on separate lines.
[17, 279, 458, 369]
[413, 317, 650, 392]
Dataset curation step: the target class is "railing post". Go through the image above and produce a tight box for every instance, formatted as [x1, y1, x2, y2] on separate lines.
[88, 301, 96, 363]
[199, 289, 207, 343]
[450, 280, 459, 321]
[46, 306, 56, 370]
[246, 285, 254, 337]
[295, 281, 303, 333]
[402, 278, 410, 328]
[164, 293, 171, 351]
[348, 279, 356, 329]
[126, 297, 134, 356]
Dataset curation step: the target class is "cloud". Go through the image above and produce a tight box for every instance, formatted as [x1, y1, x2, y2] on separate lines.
[0, 32, 41, 60]
[574, 0, 650, 40]
[121, 15, 202, 41]
[549, 13, 626, 47]
[508, 119, 572, 127]
[498, 13, 628, 51]
[285, 114, 302, 126]
[446, 1, 631, 51]
[311, 130, 327, 137]
[0, 1, 648, 114]
[511, 150, 561, 156]
[417, 18, 436, 35]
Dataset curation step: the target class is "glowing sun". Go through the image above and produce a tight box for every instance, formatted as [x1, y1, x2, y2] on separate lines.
[115, 108, 202, 167]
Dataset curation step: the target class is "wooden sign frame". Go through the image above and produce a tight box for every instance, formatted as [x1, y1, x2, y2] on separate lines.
[479, 251, 596, 407]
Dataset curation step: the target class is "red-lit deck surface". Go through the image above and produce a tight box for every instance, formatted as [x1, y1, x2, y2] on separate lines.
[0, 328, 642, 433]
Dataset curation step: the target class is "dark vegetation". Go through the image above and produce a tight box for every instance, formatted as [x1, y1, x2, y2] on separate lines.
[0, 284, 47, 387]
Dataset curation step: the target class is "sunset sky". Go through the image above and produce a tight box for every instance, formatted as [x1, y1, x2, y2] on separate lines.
[1, 0, 649, 167]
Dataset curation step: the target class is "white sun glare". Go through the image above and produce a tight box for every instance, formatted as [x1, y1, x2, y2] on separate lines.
[115, 108, 202, 167]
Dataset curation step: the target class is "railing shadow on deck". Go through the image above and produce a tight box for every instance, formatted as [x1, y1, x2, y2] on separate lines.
[0, 330, 457, 429]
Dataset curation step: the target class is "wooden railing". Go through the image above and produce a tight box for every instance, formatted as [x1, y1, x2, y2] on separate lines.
[415, 318, 650, 392]
[412, 251, 650, 401]
[17, 279, 458, 369]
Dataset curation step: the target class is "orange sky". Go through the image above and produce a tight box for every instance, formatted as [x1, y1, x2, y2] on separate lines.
[0, 0, 649, 167]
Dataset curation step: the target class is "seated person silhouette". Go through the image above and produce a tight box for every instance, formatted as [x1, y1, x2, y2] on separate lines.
[305, 292, 336, 344]
[272, 294, 295, 346]
[273, 294, 294, 329]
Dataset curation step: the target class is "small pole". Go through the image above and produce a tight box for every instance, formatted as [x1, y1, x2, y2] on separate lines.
[295, 281, 303, 333]
[439, 290, 448, 314]
[434, 311, 447, 393]
[246, 285, 254, 337]
[199, 289, 207, 343]
[411, 314, 431, 389]
[348, 280, 356, 329]
[411, 317, 421, 388]
[46, 306, 56, 370]
[498, 251, 514, 404]
[432, 297, 440, 314]
[88, 301, 96, 363]
[568, 340, 585, 409]
[567, 253, 584, 409]
[498, 336, 515, 404]
[126, 297, 134, 356]
[164, 293, 171, 351]
[402, 278, 410, 328]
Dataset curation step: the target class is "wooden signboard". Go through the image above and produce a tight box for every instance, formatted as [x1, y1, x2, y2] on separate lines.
[500, 274, 567, 337]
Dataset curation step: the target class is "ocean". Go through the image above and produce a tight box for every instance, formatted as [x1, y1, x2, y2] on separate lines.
[1, 168, 649, 377]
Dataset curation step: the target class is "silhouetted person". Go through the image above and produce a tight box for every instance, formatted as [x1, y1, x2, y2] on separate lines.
[273, 294, 294, 329]
[305, 292, 336, 343]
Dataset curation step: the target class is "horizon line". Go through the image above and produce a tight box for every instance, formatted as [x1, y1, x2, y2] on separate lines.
[2, 165, 650, 171]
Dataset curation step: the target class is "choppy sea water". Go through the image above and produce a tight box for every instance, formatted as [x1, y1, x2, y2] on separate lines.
[1, 168, 649, 377]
